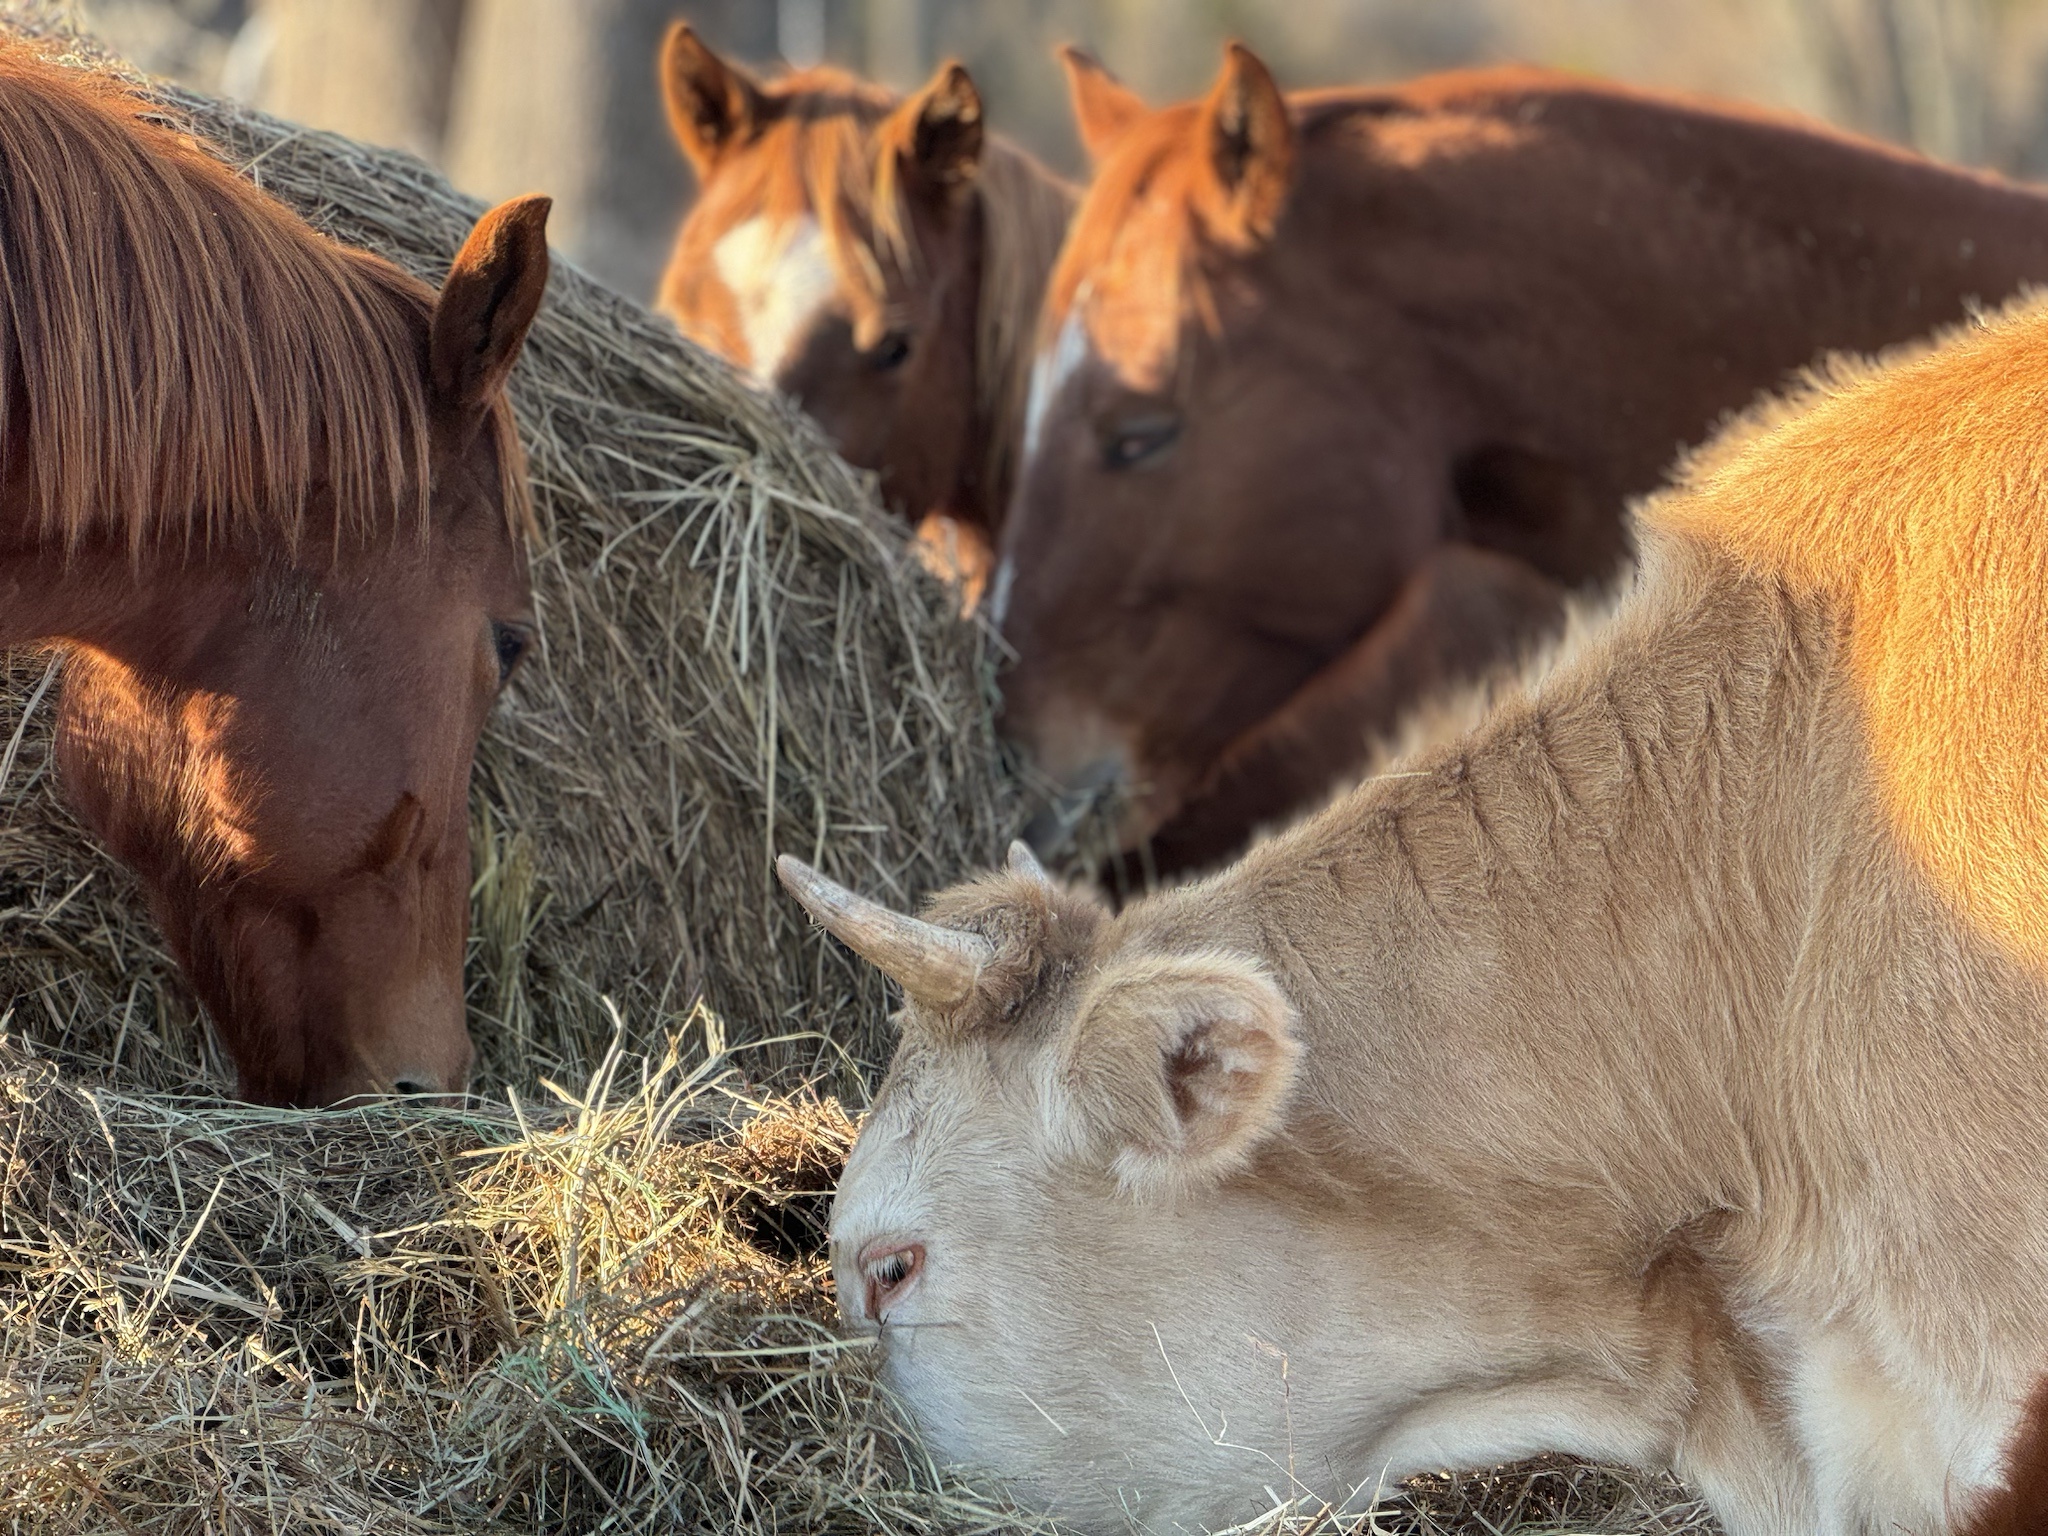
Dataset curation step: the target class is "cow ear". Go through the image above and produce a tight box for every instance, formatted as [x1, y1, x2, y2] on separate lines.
[891, 60, 984, 200]
[1060, 44, 1145, 162]
[1197, 42, 1294, 246]
[662, 21, 763, 177]
[1050, 950, 1300, 1197]
[430, 195, 551, 415]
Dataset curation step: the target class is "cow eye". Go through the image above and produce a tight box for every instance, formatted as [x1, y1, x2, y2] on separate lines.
[491, 620, 533, 686]
[875, 1251, 912, 1286]
[869, 330, 913, 371]
[860, 1241, 925, 1321]
[1102, 414, 1181, 470]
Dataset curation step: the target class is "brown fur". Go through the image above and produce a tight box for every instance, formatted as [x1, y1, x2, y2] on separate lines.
[658, 31, 1072, 541]
[0, 44, 548, 1105]
[1001, 50, 2048, 878]
[0, 45, 524, 553]
[1059, 46, 1145, 163]
[818, 289, 2048, 1533]
[1964, 1380, 2048, 1535]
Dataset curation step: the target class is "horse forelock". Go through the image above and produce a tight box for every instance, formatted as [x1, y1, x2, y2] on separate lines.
[0, 44, 511, 557]
[681, 78, 902, 346]
[682, 72, 1071, 499]
[1031, 104, 1223, 436]
[1646, 291, 2048, 965]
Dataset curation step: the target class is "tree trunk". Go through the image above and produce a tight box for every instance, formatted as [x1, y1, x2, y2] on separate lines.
[249, 0, 463, 160]
[443, 0, 695, 303]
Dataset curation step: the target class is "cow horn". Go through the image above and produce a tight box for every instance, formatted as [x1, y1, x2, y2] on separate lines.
[1006, 839, 1053, 887]
[776, 855, 991, 1007]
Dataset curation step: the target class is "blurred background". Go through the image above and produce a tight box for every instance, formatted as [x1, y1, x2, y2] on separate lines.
[74, 0, 2048, 307]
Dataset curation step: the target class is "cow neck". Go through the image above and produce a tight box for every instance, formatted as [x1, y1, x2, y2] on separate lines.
[1100, 542, 1842, 1513]
[1145, 538, 1822, 1204]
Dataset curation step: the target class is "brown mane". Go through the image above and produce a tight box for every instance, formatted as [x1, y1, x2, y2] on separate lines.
[674, 63, 1070, 507]
[1039, 97, 1210, 348]
[0, 42, 525, 555]
[1039, 62, 1982, 361]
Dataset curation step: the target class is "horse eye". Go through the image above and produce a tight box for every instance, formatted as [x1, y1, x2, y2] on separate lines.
[1103, 415, 1181, 470]
[491, 621, 532, 685]
[869, 331, 913, 372]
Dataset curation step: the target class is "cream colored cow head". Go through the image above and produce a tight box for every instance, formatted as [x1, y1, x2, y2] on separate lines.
[778, 848, 1501, 1532]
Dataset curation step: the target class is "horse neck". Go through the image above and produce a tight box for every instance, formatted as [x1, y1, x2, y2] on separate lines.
[963, 140, 1076, 530]
[1301, 91, 2048, 497]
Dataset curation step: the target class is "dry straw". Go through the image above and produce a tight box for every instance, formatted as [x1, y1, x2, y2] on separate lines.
[0, 11, 1714, 1534]
[0, 1035, 1710, 1536]
[0, 5, 1020, 1102]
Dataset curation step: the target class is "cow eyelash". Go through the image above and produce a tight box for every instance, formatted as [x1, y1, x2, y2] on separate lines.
[872, 1251, 914, 1287]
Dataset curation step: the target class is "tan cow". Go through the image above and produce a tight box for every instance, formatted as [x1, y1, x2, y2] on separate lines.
[779, 294, 2048, 1534]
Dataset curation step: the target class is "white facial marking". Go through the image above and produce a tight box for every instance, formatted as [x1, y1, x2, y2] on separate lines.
[988, 556, 1017, 629]
[1022, 307, 1091, 466]
[712, 214, 837, 381]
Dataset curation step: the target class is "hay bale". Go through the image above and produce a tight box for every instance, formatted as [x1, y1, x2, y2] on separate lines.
[0, 13, 1021, 1098]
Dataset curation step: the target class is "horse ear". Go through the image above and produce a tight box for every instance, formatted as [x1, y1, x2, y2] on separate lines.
[1060, 45, 1145, 161]
[1197, 42, 1294, 246]
[430, 195, 551, 415]
[892, 61, 984, 200]
[661, 21, 763, 177]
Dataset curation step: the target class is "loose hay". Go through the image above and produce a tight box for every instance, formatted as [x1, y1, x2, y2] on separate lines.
[0, 1035, 1715, 1536]
[0, 8, 1021, 1100]
[0, 1033, 1000, 1534]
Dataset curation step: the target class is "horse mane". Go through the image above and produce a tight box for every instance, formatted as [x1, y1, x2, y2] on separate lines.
[1038, 98, 1210, 375]
[687, 65, 1073, 503]
[1644, 290, 2048, 963]
[0, 44, 520, 556]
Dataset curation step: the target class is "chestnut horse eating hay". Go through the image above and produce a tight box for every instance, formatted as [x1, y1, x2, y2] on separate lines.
[656, 25, 1072, 596]
[1004, 46, 2048, 877]
[0, 44, 549, 1105]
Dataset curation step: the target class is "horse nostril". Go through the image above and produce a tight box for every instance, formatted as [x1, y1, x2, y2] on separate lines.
[392, 1076, 436, 1096]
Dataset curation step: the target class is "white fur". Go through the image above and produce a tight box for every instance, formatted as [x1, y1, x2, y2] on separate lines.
[712, 214, 837, 381]
[987, 555, 1017, 629]
[821, 523, 2048, 1534]
[1022, 308, 1090, 466]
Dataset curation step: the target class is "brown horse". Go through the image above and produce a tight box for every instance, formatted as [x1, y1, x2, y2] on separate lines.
[655, 24, 1072, 594]
[0, 47, 550, 1105]
[1001, 45, 2048, 875]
